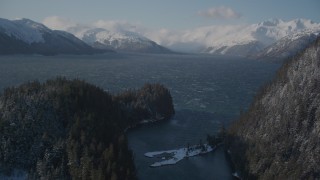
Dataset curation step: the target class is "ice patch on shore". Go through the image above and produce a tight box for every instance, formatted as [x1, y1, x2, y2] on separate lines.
[145, 144, 214, 167]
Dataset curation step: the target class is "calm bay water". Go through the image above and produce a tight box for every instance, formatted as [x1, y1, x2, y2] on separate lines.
[0, 53, 280, 179]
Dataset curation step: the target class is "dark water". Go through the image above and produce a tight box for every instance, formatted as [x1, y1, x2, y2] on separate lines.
[0, 53, 280, 179]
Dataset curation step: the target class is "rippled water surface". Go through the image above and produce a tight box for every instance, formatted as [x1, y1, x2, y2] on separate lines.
[0, 53, 280, 179]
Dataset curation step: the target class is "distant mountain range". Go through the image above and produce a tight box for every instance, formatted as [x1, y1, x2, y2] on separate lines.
[0, 18, 171, 55]
[202, 19, 320, 60]
[0, 18, 109, 55]
[1, 17, 320, 58]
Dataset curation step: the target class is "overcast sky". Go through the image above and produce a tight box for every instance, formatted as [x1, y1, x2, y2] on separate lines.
[1, 0, 320, 30]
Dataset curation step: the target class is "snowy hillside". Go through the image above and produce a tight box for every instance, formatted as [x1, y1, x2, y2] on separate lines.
[228, 36, 320, 179]
[0, 18, 47, 44]
[0, 18, 108, 55]
[77, 28, 172, 53]
[253, 29, 320, 61]
[203, 18, 320, 56]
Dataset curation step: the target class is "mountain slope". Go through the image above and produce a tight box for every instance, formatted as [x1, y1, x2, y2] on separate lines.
[0, 18, 110, 55]
[227, 37, 320, 179]
[78, 28, 172, 53]
[0, 78, 174, 179]
[203, 19, 320, 57]
[253, 29, 320, 61]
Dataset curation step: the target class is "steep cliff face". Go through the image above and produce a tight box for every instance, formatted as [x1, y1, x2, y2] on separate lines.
[228, 37, 320, 179]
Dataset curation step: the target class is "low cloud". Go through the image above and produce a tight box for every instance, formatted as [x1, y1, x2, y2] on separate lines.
[43, 16, 146, 36]
[198, 6, 241, 19]
[93, 20, 144, 32]
[143, 24, 246, 52]
[43, 16, 78, 31]
[42, 16, 246, 52]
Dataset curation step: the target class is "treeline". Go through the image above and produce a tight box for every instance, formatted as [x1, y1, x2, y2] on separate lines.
[0, 77, 174, 179]
[206, 125, 226, 147]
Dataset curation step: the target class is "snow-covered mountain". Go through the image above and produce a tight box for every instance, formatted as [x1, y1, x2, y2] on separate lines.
[76, 28, 172, 53]
[203, 19, 320, 57]
[0, 18, 109, 55]
[253, 29, 320, 61]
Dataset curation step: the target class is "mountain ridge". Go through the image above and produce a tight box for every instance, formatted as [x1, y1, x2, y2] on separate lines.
[203, 18, 320, 57]
[252, 28, 320, 61]
[77, 27, 172, 53]
[0, 18, 112, 55]
[1, 17, 319, 57]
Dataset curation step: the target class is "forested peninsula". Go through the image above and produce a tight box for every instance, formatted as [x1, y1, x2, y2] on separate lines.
[0, 78, 174, 179]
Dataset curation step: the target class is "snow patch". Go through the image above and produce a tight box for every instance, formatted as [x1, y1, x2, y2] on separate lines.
[0, 18, 47, 44]
[205, 18, 320, 54]
[78, 28, 153, 48]
[232, 172, 241, 179]
[145, 144, 214, 167]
